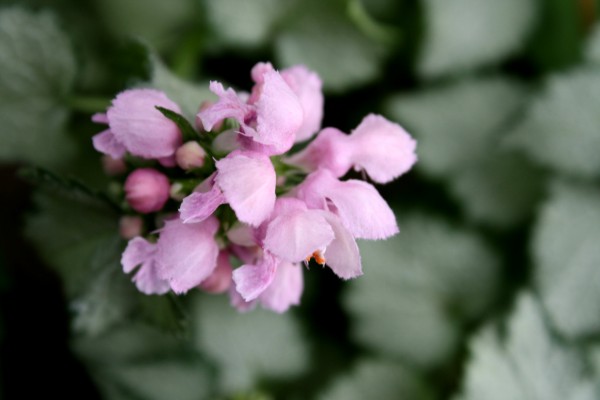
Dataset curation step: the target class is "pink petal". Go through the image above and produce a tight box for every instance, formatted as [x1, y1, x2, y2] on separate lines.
[92, 112, 109, 124]
[107, 89, 182, 158]
[199, 250, 233, 294]
[179, 185, 226, 224]
[226, 222, 257, 247]
[198, 82, 252, 131]
[298, 169, 398, 240]
[259, 261, 303, 313]
[319, 212, 362, 279]
[232, 251, 278, 301]
[281, 65, 324, 142]
[212, 129, 241, 154]
[121, 237, 156, 273]
[284, 128, 353, 177]
[264, 199, 334, 263]
[155, 217, 220, 294]
[253, 70, 303, 153]
[349, 114, 417, 183]
[92, 129, 126, 159]
[229, 285, 257, 312]
[121, 237, 170, 295]
[215, 151, 276, 226]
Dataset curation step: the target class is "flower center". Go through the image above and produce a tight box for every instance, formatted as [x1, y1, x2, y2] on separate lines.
[305, 250, 326, 265]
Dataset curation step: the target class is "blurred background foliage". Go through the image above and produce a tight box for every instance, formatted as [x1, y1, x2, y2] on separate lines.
[1, 0, 600, 398]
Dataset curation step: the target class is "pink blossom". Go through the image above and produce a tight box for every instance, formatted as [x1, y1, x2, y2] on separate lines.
[124, 168, 170, 214]
[199, 251, 233, 294]
[197, 68, 303, 155]
[121, 237, 170, 295]
[296, 168, 398, 240]
[119, 215, 144, 239]
[286, 114, 417, 183]
[155, 217, 220, 294]
[180, 150, 276, 226]
[92, 89, 182, 159]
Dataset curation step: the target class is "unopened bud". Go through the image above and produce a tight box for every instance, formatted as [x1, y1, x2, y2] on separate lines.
[101, 155, 127, 176]
[176, 141, 206, 170]
[119, 215, 144, 239]
[170, 182, 186, 201]
[124, 168, 170, 213]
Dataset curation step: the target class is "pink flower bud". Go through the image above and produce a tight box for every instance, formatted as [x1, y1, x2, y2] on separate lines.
[176, 141, 207, 170]
[101, 155, 127, 176]
[199, 251, 233, 294]
[124, 168, 170, 213]
[119, 215, 144, 239]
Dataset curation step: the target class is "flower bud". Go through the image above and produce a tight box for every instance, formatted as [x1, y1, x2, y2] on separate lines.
[199, 251, 232, 294]
[124, 168, 170, 213]
[119, 215, 144, 239]
[101, 155, 127, 176]
[170, 182, 186, 201]
[176, 141, 206, 170]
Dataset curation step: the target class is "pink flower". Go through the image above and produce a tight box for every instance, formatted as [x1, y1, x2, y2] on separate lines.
[176, 141, 207, 170]
[92, 89, 182, 159]
[124, 168, 170, 214]
[155, 217, 220, 294]
[199, 250, 233, 294]
[296, 168, 399, 240]
[119, 215, 144, 239]
[286, 114, 417, 184]
[180, 150, 276, 226]
[121, 237, 170, 295]
[197, 67, 303, 155]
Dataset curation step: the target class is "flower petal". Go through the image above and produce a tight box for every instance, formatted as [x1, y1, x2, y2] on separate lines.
[121, 237, 157, 273]
[107, 89, 182, 159]
[349, 114, 417, 184]
[253, 69, 303, 153]
[92, 129, 126, 159]
[132, 262, 171, 295]
[155, 217, 220, 294]
[198, 81, 252, 131]
[298, 169, 398, 240]
[284, 128, 353, 177]
[179, 185, 226, 224]
[216, 151, 276, 226]
[259, 261, 303, 313]
[264, 199, 334, 263]
[199, 250, 233, 294]
[281, 65, 324, 142]
[232, 251, 278, 301]
[320, 212, 362, 279]
[229, 286, 257, 312]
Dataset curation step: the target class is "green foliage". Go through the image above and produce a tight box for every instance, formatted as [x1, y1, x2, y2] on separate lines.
[387, 77, 546, 227]
[74, 323, 215, 400]
[345, 213, 499, 369]
[456, 294, 599, 400]
[318, 359, 433, 400]
[0, 7, 76, 168]
[191, 293, 309, 394]
[418, 0, 538, 78]
[506, 68, 600, 179]
[275, 1, 389, 92]
[533, 181, 600, 340]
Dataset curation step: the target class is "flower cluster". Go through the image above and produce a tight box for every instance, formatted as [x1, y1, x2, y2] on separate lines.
[92, 62, 417, 313]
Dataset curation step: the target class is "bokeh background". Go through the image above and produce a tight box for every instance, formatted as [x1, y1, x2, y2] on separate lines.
[1, 0, 600, 399]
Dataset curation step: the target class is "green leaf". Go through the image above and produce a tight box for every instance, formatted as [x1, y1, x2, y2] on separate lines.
[203, 0, 294, 49]
[149, 56, 215, 121]
[275, 1, 389, 92]
[191, 293, 309, 394]
[533, 181, 600, 340]
[447, 153, 546, 228]
[317, 359, 433, 400]
[137, 294, 188, 336]
[344, 213, 499, 369]
[386, 77, 545, 227]
[585, 23, 600, 65]
[506, 68, 600, 179]
[386, 77, 526, 178]
[95, 0, 196, 51]
[418, 0, 537, 78]
[0, 7, 77, 168]
[155, 106, 198, 142]
[74, 323, 215, 400]
[456, 294, 599, 400]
